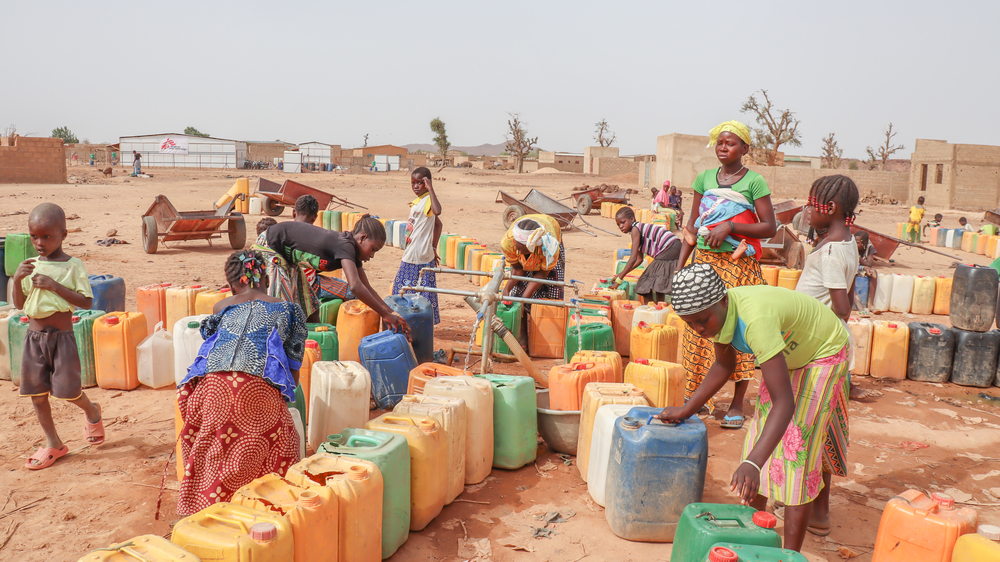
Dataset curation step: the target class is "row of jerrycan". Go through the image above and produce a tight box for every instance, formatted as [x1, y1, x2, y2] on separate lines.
[759, 264, 803, 290]
[548, 352, 684, 411]
[0, 305, 105, 389]
[906, 322, 1000, 387]
[865, 273, 951, 315]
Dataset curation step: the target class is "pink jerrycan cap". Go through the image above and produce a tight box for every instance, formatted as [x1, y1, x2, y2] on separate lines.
[931, 492, 955, 509]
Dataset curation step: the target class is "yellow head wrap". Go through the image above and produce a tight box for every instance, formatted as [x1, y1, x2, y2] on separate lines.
[707, 120, 752, 147]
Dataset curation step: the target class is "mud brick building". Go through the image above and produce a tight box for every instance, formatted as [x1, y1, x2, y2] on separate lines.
[0, 137, 67, 184]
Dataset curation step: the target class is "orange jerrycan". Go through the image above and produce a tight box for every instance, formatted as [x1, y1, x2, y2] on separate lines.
[285, 454, 383, 562]
[777, 268, 802, 290]
[393, 394, 467, 504]
[611, 300, 641, 356]
[165, 285, 207, 331]
[171, 502, 293, 562]
[136, 282, 172, 336]
[422, 375, 494, 484]
[407, 363, 471, 395]
[664, 312, 687, 363]
[336, 300, 380, 362]
[231, 474, 339, 562]
[933, 276, 952, 315]
[630, 322, 679, 363]
[298, 340, 320, 419]
[195, 288, 232, 316]
[570, 350, 623, 382]
[366, 414, 448, 530]
[78, 534, 197, 562]
[548, 362, 616, 411]
[528, 301, 568, 359]
[910, 275, 936, 315]
[576, 382, 648, 481]
[94, 312, 148, 390]
[624, 358, 685, 408]
[872, 490, 977, 562]
[871, 321, 909, 379]
[760, 265, 780, 286]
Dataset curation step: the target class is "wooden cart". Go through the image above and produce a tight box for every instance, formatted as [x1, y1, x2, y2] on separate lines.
[568, 187, 629, 215]
[255, 178, 336, 217]
[141, 194, 246, 254]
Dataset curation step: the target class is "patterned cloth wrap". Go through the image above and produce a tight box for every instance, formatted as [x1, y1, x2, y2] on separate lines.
[695, 189, 762, 258]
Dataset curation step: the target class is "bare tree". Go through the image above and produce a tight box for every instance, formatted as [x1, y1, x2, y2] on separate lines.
[740, 89, 802, 166]
[363, 133, 369, 148]
[594, 119, 616, 147]
[864, 123, 905, 171]
[2, 124, 15, 138]
[430, 118, 451, 164]
[820, 133, 844, 170]
[505, 113, 538, 174]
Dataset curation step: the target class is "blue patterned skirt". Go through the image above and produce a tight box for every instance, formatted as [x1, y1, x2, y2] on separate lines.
[391, 261, 440, 325]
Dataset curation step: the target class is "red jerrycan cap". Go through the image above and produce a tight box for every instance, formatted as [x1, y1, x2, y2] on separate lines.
[221, 287, 231, 293]
[191, 285, 202, 289]
[599, 278, 607, 283]
[71, 316, 80, 322]
[19, 316, 28, 323]
[634, 359, 649, 365]
[306, 340, 319, 348]
[106, 316, 120, 326]
[654, 304, 664, 310]
[637, 321, 648, 328]
[502, 300, 512, 306]
[931, 492, 955, 509]
[249, 521, 277, 543]
[929, 328, 941, 335]
[708, 546, 738, 562]
[887, 323, 897, 329]
[752, 510, 777, 529]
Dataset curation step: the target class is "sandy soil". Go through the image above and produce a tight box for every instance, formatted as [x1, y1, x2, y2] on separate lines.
[1, 166, 999, 562]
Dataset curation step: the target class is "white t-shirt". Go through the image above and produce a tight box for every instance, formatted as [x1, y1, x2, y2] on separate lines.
[796, 237, 860, 370]
[402, 194, 436, 265]
[795, 238, 859, 308]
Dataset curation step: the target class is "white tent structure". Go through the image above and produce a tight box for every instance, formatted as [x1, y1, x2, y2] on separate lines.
[119, 133, 247, 169]
[298, 142, 333, 168]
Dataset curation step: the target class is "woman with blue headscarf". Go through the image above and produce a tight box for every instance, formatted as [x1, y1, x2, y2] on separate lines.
[675, 120, 778, 428]
[501, 214, 565, 347]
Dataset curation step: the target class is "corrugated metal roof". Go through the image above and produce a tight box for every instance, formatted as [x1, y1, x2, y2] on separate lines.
[119, 133, 245, 143]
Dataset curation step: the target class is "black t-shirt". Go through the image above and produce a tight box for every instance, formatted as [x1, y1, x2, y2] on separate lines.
[266, 221, 360, 272]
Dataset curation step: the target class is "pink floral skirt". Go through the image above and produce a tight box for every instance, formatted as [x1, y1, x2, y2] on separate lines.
[743, 347, 849, 506]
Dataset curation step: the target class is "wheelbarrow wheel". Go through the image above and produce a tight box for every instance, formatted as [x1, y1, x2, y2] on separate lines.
[786, 241, 806, 270]
[142, 215, 158, 254]
[263, 198, 284, 216]
[229, 213, 247, 250]
[502, 205, 526, 229]
[576, 194, 593, 215]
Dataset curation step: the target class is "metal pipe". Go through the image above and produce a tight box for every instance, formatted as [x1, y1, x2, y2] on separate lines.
[504, 274, 579, 287]
[399, 286, 479, 298]
[497, 294, 582, 308]
[419, 267, 494, 277]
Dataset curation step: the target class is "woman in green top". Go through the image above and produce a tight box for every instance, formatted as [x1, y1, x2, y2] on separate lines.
[659, 264, 850, 552]
[676, 120, 778, 427]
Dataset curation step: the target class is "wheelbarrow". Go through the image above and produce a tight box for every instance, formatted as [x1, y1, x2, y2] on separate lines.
[141, 194, 246, 254]
[495, 189, 620, 237]
[255, 178, 339, 217]
[565, 187, 630, 215]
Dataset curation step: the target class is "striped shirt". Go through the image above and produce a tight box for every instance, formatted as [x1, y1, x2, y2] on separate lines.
[634, 222, 677, 258]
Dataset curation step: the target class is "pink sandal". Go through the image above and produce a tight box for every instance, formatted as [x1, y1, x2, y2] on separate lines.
[84, 404, 105, 446]
[25, 445, 69, 470]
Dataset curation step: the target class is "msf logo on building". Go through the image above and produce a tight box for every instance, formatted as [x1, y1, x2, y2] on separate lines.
[159, 136, 189, 155]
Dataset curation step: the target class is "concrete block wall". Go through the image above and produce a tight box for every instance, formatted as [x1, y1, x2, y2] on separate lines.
[0, 137, 67, 184]
[950, 164, 1000, 210]
[592, 157, 638, 176]
[747, 165, 909, 203]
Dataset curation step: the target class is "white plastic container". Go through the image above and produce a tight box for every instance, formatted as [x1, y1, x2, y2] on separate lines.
[848, 317, 874, 376]
[137, 321, 175, 389]
[888, 274, 914, 313]
[307, 361, 372, 452]
[173, 314, 208, 385]
[393, 394, 467, 504]
[946, 229, 956, 248]
[422, 375, 494, 484]
[587, 404, 638, 506]
[288, 406, 306, 459]
[872, 273, 894, 313]
[630, 304, 671, 329]
[249, 195, 263, 216]
[0, 305, 18, 381]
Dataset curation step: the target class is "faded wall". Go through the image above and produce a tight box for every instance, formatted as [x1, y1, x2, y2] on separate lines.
[1, 137, 67, 184]
[592, 157, 638, 176]
[584, 146, 619, 174]
[248, 142, 298, 164]
[655, 134, 718, 189]
[747, 165, 909, 202]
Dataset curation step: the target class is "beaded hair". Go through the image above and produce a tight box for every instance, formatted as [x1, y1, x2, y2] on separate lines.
[809, 175, 860, 226]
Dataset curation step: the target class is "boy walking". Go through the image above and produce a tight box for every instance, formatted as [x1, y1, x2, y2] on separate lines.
[13, 203, 104, 470]
[392, 166, 443, 324]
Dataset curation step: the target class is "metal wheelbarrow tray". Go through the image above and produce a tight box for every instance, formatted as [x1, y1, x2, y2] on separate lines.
[141, 194, 246, 254]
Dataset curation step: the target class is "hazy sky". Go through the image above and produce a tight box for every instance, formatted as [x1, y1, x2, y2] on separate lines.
[4, 1, 996, 159]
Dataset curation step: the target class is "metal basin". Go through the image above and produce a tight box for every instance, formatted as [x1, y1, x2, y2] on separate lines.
[536, 389, 581, 456]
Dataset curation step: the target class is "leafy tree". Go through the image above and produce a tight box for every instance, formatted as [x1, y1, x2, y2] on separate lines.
[184, 126, 210, 138]
[820, 133, 843, 169]
[51, 126, 79, 144]
[594, 119, 616, 147]
[505, 113, 538, 174]
[740, 90, 801, 165]
[430, 118, 451, 164]
[865, 123, 905, 171]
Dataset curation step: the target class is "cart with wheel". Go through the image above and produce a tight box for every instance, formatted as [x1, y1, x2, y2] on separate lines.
[495, 189, 620, 237]
[141, 194, 247, 254]
[254, 178, 337, 217]
[567, 187, 630, 215]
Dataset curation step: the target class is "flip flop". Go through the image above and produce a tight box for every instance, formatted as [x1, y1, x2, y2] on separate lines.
[720, 414, 744, 429]
[774, 506, 832, 536]
[84, 404, 105, 446]
[25, 445, 69, 470]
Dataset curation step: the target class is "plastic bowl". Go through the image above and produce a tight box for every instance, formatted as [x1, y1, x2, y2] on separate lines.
[535, 389, 581, 455]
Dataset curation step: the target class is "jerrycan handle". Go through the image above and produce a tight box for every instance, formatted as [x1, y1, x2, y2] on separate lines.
[381, 416, 418, 426]
[648, 417, 680, 427]
[573, 362, 596, 371]
[346, 435, 381, 447]
[204, 512, 250, 533]
[694, 511, 746, 528]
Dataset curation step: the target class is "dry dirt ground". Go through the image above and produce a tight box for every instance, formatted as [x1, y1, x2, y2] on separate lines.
[1, 166, 999, 562]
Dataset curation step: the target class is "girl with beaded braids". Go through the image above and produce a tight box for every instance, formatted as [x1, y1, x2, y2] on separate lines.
[174, 249, 308, 515]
